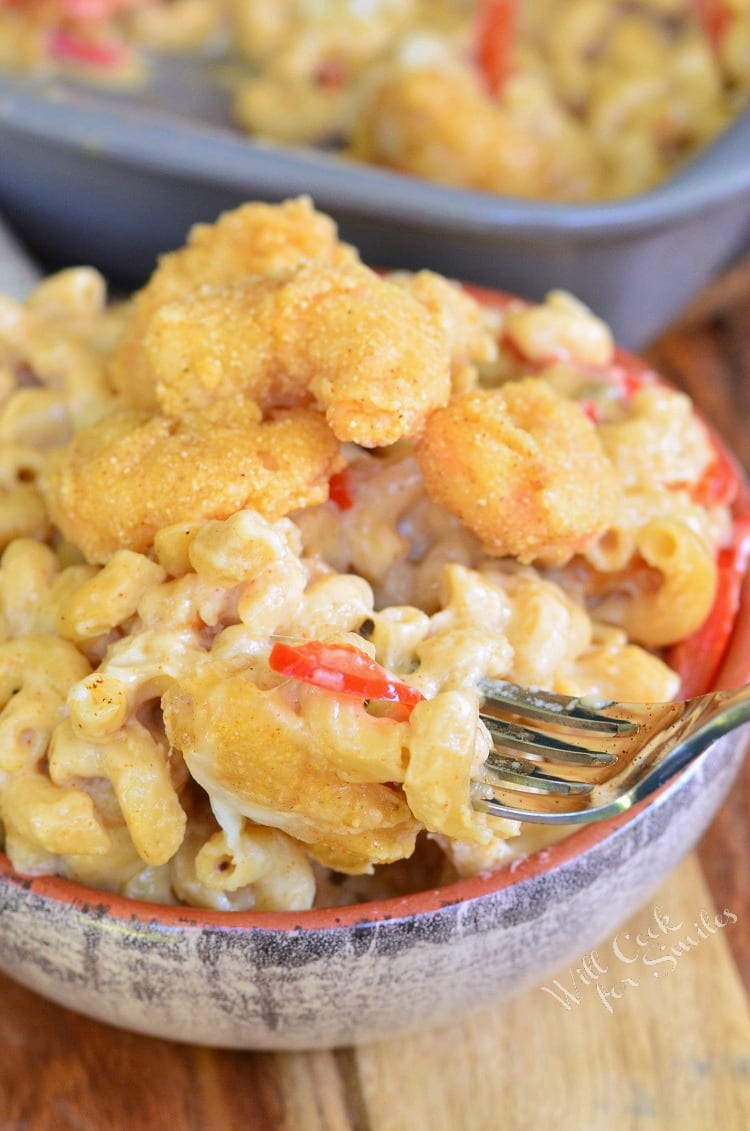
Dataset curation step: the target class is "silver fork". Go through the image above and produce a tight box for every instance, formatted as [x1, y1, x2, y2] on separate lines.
[471, 679, 750, 825]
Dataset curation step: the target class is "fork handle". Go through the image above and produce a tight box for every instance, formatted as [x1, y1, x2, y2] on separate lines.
[650, 684, 750, 780]
[591, 685, 750, 819]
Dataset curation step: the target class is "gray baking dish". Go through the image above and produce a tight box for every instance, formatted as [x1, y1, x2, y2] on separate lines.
[0, 62, 748, 347]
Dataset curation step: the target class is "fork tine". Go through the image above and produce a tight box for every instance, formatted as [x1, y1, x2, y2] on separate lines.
[482, 753, 594, 796]
[472, 679, 750, 826]
[479, 678, 637, 735]
[472, 793, 585, 823]
[483, 716, 617, 766]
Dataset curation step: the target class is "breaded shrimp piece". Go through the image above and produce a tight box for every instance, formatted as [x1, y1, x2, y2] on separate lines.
[42, 398, 341, 563]
[145, 261, 452, 447]
[109, 197, 358, 411]
[163, 666, 421, 874]
[352, 62, 599, 202]
[416, 379, 620, 564]
[388, 270, 498, 392]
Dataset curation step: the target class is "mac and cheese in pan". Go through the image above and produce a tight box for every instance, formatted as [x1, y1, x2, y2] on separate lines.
[0, 197, 744, 910]
[1, 1, 748, 200]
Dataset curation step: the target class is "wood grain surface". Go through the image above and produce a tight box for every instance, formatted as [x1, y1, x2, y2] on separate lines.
[1, 257, 750, 1131]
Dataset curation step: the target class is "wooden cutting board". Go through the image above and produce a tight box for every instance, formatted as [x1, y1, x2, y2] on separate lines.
[351, 855, 750, 1131]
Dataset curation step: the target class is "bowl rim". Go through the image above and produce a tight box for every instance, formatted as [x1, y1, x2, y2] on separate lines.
[2, 688, 748, 932]
[0, 72, 748, 241]
[1, 293, 749, 935]
[0, 766, 709, 930]
[2, 485, 749, 936]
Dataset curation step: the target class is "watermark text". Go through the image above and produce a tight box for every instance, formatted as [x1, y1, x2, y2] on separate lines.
[540, 906, 737, 1013]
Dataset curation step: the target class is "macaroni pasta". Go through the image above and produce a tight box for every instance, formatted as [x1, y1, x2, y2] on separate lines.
[0, 197, 740, 909]
[1, 1, 748, 200]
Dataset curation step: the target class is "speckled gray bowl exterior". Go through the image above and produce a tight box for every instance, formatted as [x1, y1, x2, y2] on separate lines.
[0, 728, 746, 1050]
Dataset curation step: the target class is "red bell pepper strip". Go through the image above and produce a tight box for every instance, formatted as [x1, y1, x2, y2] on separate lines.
[609, 348, 658, 396]
[667, 515, 750, 697]
[60, 0, 133, 19]
[269, 640, 424, 714]
[713, 558, 750, 691]
[475, 0, 518, 96]
[315, 57, 346, 89]
[691, 438, 740, 509]
[48, 29, 127, 67]
[579, 399, 602, 424]
[576, 351, 652, 421]
[693, 0, 734, 50]
[328, 468, 354, 511]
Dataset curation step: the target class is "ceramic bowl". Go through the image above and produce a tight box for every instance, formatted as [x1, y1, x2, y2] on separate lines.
[0, 269, 748, 1048]
[0, 728, 747, 1050]
[1, 639, 749, 1050]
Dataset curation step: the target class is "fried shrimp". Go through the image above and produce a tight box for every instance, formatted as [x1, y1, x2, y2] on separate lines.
[388, 270, 498, 392]
[163, 667, 421, 874]
[352, 62, 600, 202]
[144, 261, 452, 447]
[416, 378, 620, 564]
[42, 399, 341, 562]
[109, 197, 358, 411]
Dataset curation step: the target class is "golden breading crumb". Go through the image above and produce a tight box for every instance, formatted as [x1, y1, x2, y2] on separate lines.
[416, 378, 620, 563]
[0, 194, 729, 909]
[109, 197, 358, 411]
[388, 270, 498, 392]
[42, 399, 341, 562]
[144, 261, 452, 447]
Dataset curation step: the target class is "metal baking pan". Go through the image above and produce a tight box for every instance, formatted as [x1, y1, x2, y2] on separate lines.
[0, 62, 749, 347]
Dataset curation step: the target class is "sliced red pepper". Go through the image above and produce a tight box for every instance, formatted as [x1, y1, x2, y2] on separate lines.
[269, 640, 424, 714]
[691, 438, 740, 509]
[60, 0, 130, 19]
[47, 29, 127, 67]
[610, 347, 659, 396]
[713, 557, 750, 690]
[580, 399, 602, 424]
[667, 516, 750, 697]
[475, 0, 518, 96]
[666, 430, 740, 506]
[328, 468, 354, 511]
[693, 0, 733, 49]
[315, 57, 346, 89]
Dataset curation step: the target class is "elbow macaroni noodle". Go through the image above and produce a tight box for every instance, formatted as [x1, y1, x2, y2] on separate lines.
[0, 199, 737, 909]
